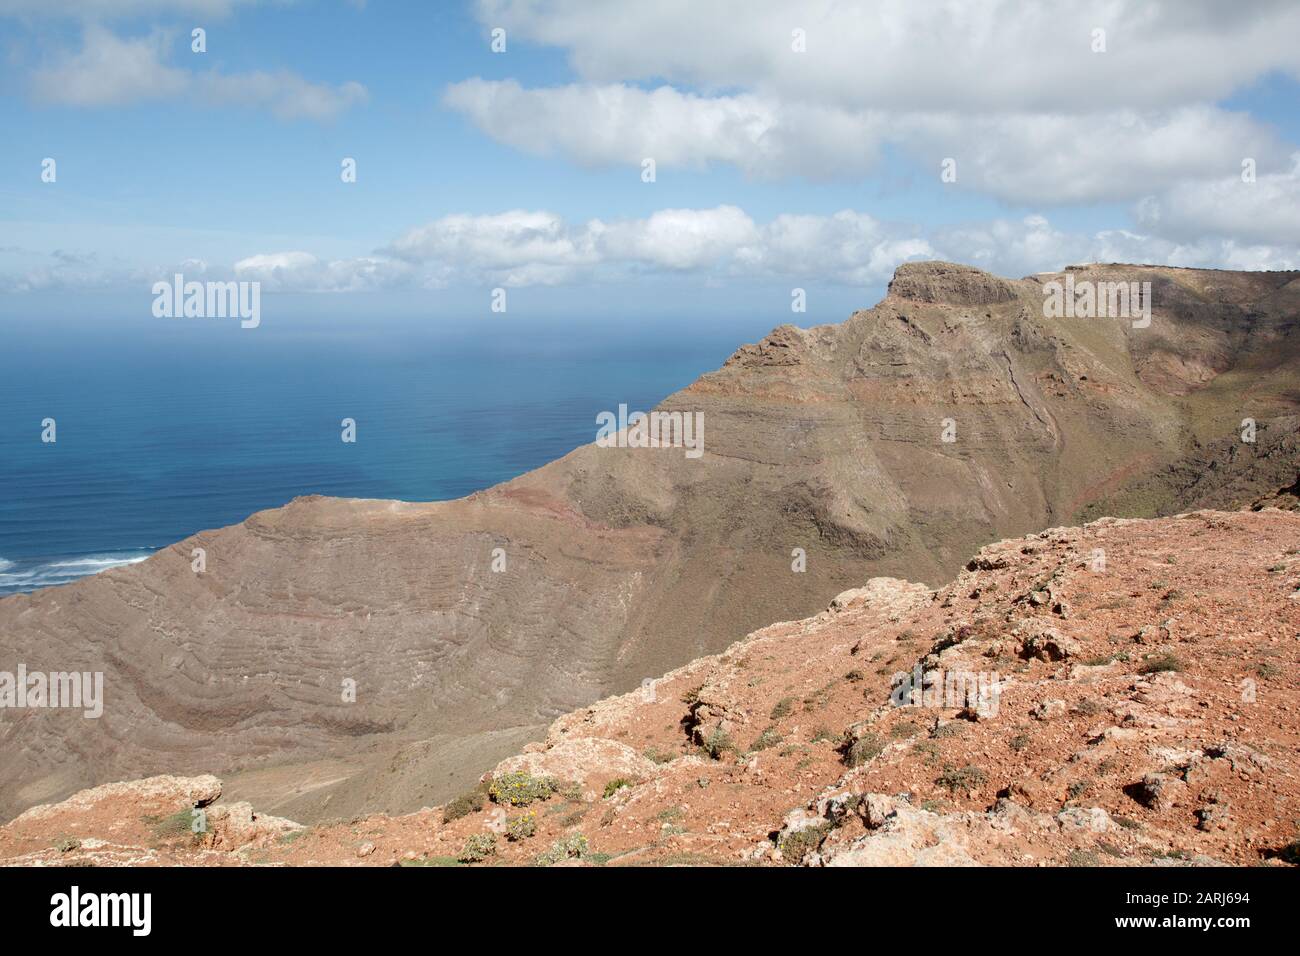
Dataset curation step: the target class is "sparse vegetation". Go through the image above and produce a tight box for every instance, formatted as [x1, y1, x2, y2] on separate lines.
[443, 781, 490, 823]
[843, 731, 884, 768]
[1137, 653, 1184, 674]
[770, 696, 795, 719]
[603, 777, 636, 799]
[748, 725, 783, 752]
[145, 808, 205, 846]
[701, 726, 735, 759]
[642, 745, 676, 764]
[489, 771, 558, 807]
[506, 812, 537, 841]
[536, 834, 588, 866]
[890, 721, 920, 739]
[778, 822, 832, 864]
[935, 764, 987, 795]
[458, 833, 497, 863]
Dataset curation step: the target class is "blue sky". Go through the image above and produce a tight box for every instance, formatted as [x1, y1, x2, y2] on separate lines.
[2, 0, 1298, 325]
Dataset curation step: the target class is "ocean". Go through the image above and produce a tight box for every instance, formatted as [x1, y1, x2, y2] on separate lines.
[0, 312, 772, 596]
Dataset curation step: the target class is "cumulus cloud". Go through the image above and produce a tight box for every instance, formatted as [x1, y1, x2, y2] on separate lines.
[1135, 154, 1300, 246]
[447, 0, 1300, 216]
[475, 0, 1300, 112]
[28, 24, 366, 120]
[445, 80, 1284, 202]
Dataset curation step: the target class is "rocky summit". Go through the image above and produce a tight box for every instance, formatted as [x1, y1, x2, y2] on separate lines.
[3, 508, 1296, 867]
[1, 261, 1298, 828]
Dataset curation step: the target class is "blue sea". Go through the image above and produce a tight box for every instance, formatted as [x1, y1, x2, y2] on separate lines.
[0, 311, 775, 596]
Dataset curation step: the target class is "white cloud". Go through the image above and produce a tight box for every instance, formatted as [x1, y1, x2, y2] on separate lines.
[446, 80, 1284, 202]
[31, 26, 186, 106]
[448, 0, 1300, 214]
[200, 72, 368, 121]
[28, 25, 367, 120]
[7, 206, 1296, 296]
[1135, 153, 1300, 246]
[476, 0, 1300, 112]
[233, 252, 412, 292]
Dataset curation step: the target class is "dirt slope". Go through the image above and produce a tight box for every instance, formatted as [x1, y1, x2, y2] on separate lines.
[3, 508, 1295, 867]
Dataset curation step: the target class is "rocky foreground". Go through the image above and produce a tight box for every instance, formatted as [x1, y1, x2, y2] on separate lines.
[4, 508, 1297, 867]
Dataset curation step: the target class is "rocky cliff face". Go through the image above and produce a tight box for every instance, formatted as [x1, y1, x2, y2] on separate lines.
[4, 508, 1296, 866]
[2, 261, 1297, 823]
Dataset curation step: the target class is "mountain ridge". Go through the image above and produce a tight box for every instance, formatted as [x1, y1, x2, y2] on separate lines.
[2, 259, 1297, 824]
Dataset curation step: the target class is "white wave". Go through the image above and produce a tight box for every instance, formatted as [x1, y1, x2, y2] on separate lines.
[46, 554, 151, 571]
[0, 551, 153, 593]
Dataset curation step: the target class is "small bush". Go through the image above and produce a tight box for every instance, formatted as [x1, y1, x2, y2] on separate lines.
[506, 812, 537, 842]
[1137, 653, 1183, 674]
[443, 782, 489, 823]
[145, 809, 206, 846]
[489, 772, 558, 807]
[749, 725, 783, 752]
[536, 834, 588, 866]
[701, 726, 735, 759]
[810, 725, 836, 743]
[889, 721, 920, 739]
[843, 732, 884, 768]
[779, 822, 832, 864]
[603, 777, 636, 799]
[935, 764, 987, 795]
[458, 833, 497, 863]
[642, 746, 676, 764]
[770, 696, 796, 719]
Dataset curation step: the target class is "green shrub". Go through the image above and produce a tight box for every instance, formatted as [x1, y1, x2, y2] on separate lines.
[701, 726, 735, 759]
[935, 764, 987, 794]
[443, 782, 490, 823]
[603, 777, 636, 799]
[506, 812, 537, 842]
[778, 822, 832, 864]
[489, 772, 558, 807]
[770, 696, 795, 719]
[457, 833, 497, 863]
[536, 834, 588, 866]
[1137, 653, 1183, 674]
[843, 732, 883, 767]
